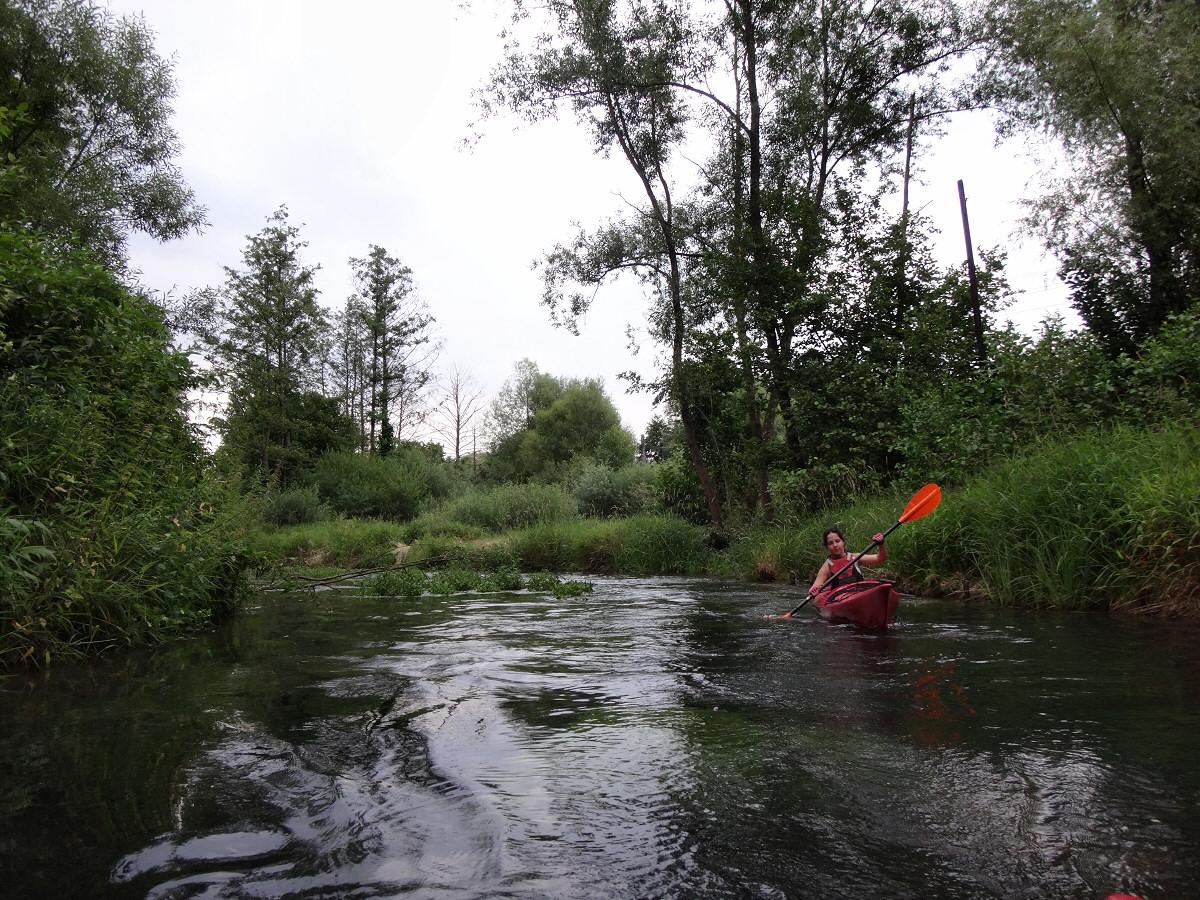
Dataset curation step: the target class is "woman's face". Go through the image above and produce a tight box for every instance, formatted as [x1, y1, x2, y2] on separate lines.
[825, 532, 845, 557]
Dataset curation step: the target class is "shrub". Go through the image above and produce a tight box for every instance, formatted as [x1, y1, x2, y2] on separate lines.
[310, 450, 427, 520]
[570, 463, 656, 518]
[261, 486, 330, 527]
[443, 483, 578, 533]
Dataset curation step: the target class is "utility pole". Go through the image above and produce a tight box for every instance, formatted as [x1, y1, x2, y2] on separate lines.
[958, 179, 987, 364]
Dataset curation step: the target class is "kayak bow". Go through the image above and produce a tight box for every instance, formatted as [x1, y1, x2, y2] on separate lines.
[813, 580, 900, 629]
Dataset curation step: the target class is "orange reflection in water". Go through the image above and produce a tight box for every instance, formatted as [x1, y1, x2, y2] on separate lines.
[907, 662, 977, 748]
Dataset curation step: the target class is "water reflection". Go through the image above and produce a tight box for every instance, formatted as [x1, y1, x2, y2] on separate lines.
[1, 578, 1197, 899]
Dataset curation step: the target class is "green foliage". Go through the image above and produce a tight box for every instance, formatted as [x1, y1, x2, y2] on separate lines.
[249, 518, 402, 570]
[0, 0, 205, 267]
[260, 486, 330, 528]
[524, 570, 562, 592]
[442, 483, 579, 533]
[570, 463, 656, 518]
[309, 450, 427, 521]
[0, 229, 253, 667]
[896, 308, 1200, 487]
[360, 566, 426, 598]
[652, 452, 712, 525]
[769, 465, 883, 525]
[426, 567, 481, 595]
[551, 579, 594, 598]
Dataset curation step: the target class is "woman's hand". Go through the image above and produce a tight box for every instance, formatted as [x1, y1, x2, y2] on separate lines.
[873, 532, 883, 543]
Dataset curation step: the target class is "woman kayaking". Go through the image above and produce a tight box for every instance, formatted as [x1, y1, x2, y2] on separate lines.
[810, 527, 886, 594]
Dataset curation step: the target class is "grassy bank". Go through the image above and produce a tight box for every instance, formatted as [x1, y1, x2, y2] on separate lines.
[251, 422, 1200, 617]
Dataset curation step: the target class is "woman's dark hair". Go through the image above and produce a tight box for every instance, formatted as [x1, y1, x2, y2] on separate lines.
[822, 527, 844, 546]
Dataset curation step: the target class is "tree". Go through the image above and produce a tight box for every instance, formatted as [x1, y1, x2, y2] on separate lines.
[192, 207, 331, 483]
[485, 359, 563, 446]
[433, 362, 487, 461]
[345, 245, 440, 454]
[488, 0, 725, 526]
[983, 0, 1200, 354]
[486, 0, 976, 524]
[0, 0, 205, 270]
[484, 372, 631, 481]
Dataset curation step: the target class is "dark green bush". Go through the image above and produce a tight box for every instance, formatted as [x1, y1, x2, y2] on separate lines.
[570, 463, 656, 518]
[1, 230, 254, 667]
[310, 450, 427, 520]
[261, 486, 329, 527]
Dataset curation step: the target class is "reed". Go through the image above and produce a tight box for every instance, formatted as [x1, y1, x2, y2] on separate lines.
[250, 518, 405, 569]
[506, 515, 709, 575]
[902, 423, 1200, 610]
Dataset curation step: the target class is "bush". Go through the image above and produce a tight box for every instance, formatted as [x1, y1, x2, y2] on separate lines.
[570, 463, 656, 518]
[261, 486, 330, 527]
[310, 450, 427, 521]
[443, 483, 579, 533]
[0, 230, 254, 667]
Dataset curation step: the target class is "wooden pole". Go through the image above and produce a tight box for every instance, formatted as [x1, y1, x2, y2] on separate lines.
[958, 179, 987, 363]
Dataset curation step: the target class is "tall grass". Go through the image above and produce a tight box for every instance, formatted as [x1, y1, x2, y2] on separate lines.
[902, 423, 1200, 611]
[506, 515, 709, 575]
[442, 483, 579, 533]
[250, 518, 405, 569]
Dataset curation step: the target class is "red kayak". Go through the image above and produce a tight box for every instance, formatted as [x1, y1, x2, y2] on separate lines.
[814, 580, 900, 628]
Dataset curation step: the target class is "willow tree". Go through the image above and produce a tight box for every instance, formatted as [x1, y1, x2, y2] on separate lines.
[982, 0, 1200, 355]
[484, 0, 724, 527]
[0, 0, 205, 270]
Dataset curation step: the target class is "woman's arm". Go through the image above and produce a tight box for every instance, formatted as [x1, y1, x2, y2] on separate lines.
[857, 533, 887, 567]
[810, 559, 833, 593]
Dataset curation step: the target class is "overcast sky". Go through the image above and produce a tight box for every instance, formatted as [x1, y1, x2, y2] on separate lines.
[107, 0, 1077, 444]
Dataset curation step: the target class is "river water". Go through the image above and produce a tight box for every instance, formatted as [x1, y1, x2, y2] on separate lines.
[2, 577, 1198, 899]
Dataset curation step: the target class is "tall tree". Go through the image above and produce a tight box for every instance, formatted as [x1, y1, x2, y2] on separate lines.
[345, 245, 439, 454]
[0, 0, 205, 270]
[983, 0, 1200, 354]
[192, 207, 330, 482]
[487, 0, 725, 527]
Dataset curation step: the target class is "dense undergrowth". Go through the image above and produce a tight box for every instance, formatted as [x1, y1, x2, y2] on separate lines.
[1, 231, 256, 670]
[252, 420, 1200, 617]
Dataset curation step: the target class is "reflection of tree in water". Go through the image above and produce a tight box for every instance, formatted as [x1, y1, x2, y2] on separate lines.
[906, 662, 976, 748]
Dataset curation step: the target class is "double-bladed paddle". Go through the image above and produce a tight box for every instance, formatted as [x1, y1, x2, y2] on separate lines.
[779, 483, 942, 618]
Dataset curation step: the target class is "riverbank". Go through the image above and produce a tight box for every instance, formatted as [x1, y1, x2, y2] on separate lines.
[252, 421, 1200, 618]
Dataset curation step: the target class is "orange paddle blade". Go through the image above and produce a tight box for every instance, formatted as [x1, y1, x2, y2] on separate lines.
[899, 483, 941, 523]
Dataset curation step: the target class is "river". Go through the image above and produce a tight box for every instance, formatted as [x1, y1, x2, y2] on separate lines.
[2, 577, 1198, 899]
